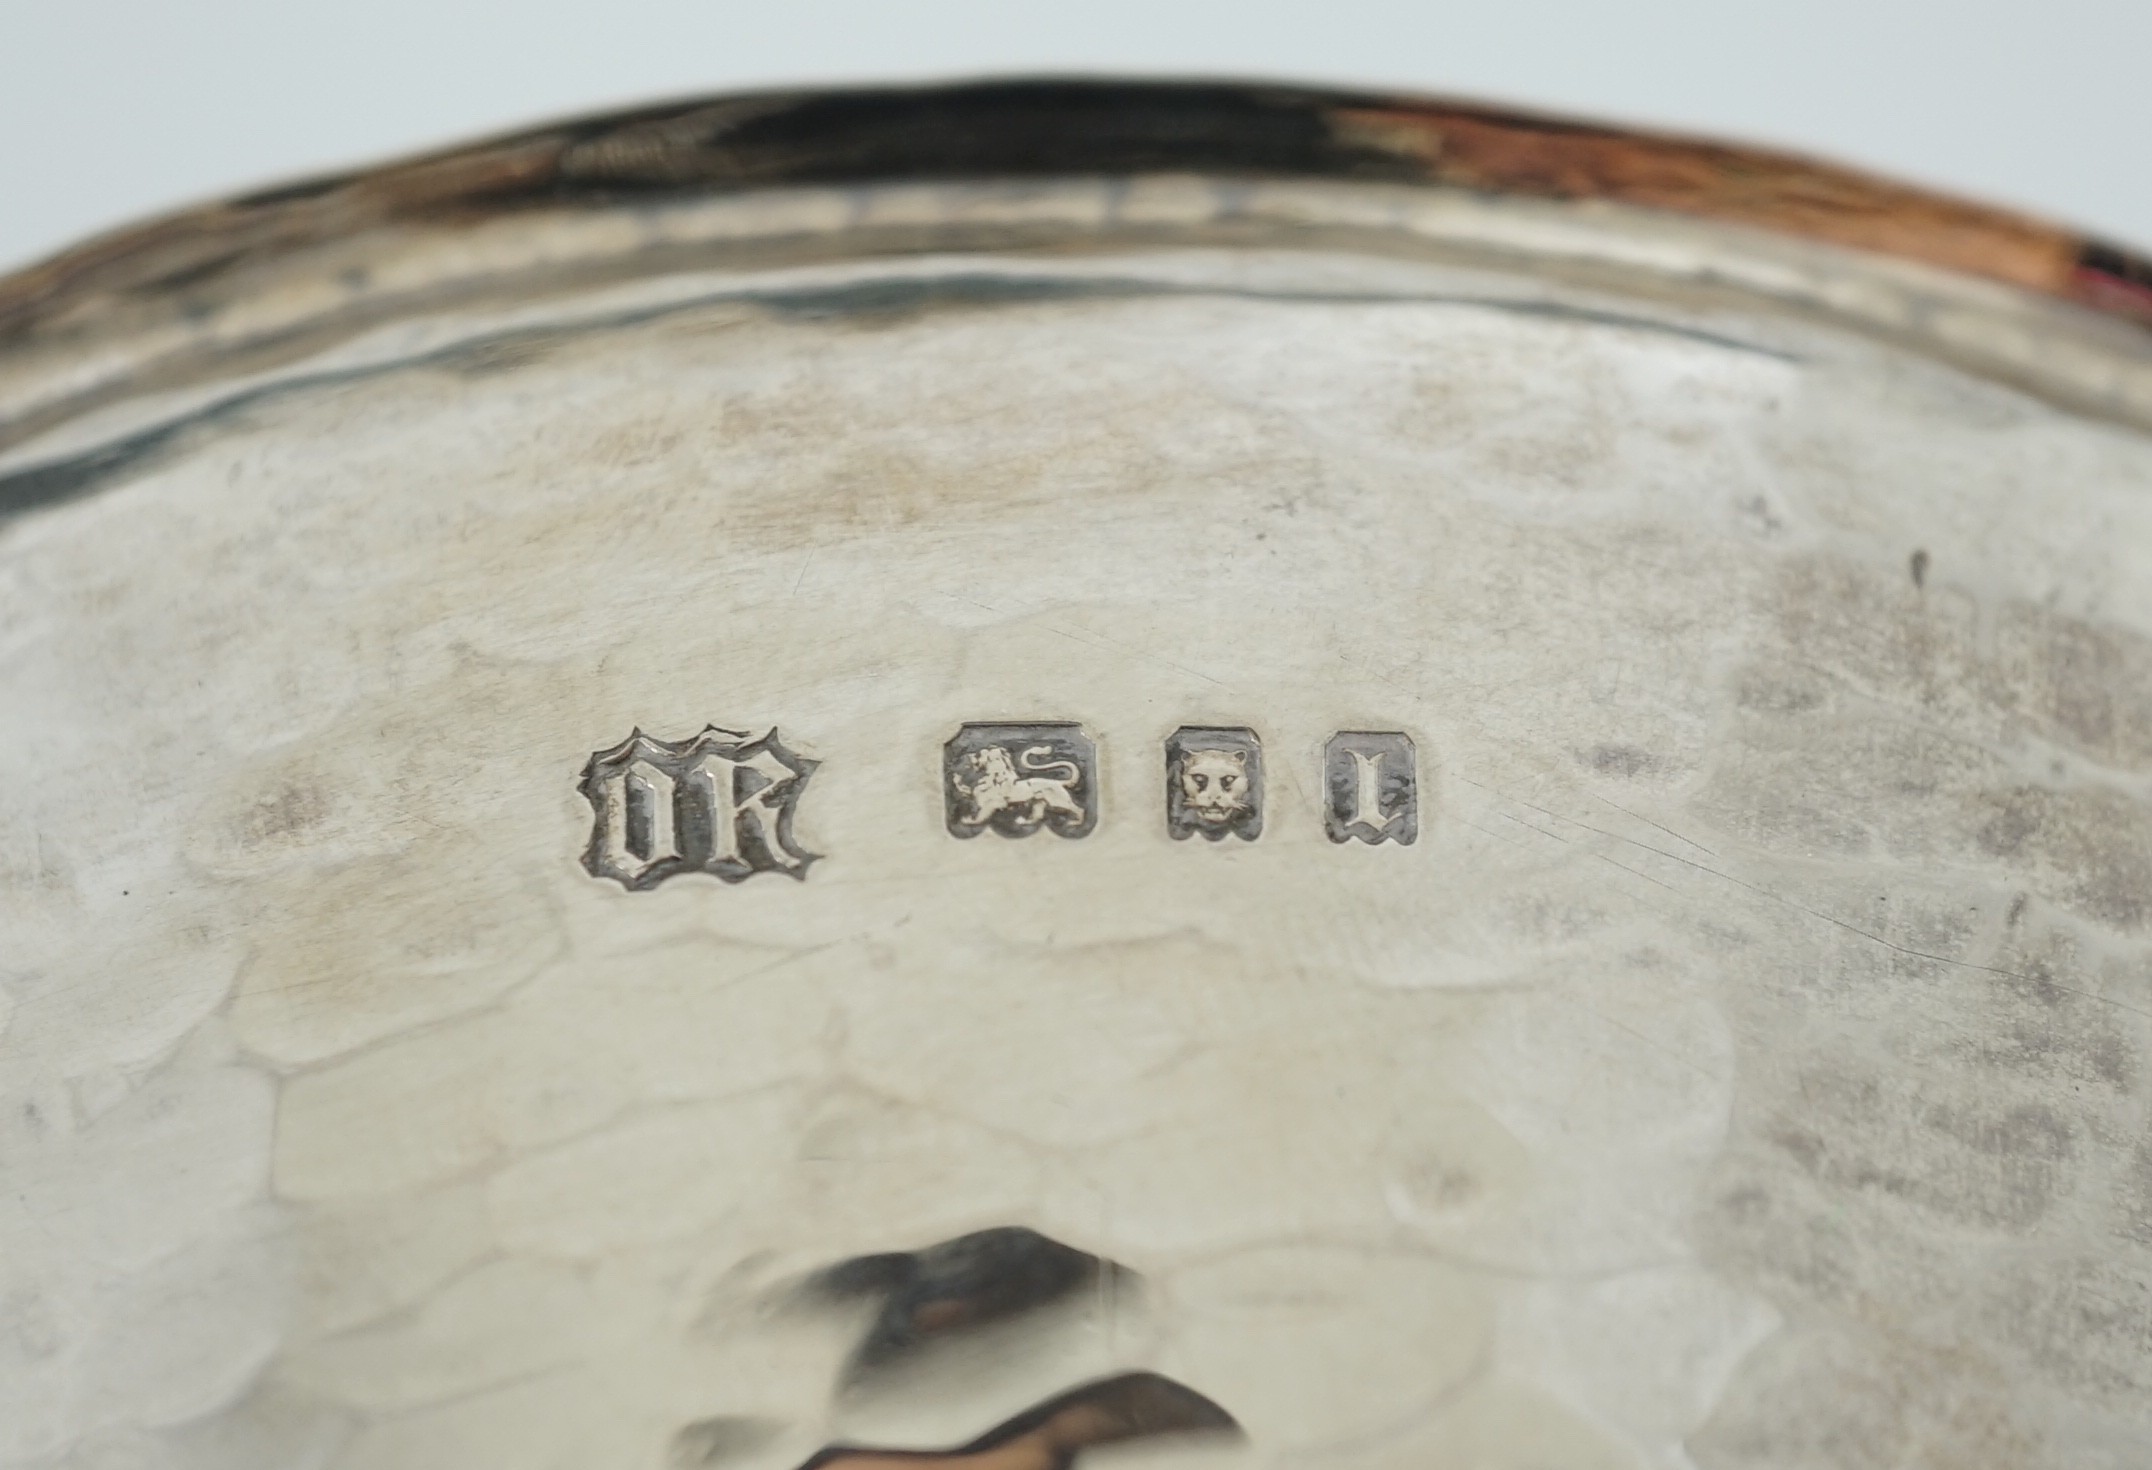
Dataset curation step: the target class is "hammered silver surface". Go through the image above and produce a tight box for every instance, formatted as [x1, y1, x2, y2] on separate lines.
[4, 201, 2152, 1469]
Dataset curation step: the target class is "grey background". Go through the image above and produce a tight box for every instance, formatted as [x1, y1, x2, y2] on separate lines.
[2, 0, 2148, 274]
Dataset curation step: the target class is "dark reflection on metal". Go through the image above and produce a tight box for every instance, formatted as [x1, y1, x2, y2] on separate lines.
[794, 1371, 1240, 1470]
[803, 1226, 1132, 1382]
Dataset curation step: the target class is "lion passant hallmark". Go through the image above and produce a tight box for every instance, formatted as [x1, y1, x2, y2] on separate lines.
[576, 720, 1417, 884]
[944, 723, 1099, 839]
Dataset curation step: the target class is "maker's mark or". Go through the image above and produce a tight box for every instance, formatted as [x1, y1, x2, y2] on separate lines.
[580, 725, 819, 888]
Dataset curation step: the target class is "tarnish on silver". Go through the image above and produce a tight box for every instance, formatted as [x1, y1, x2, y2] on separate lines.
[1323, 731, 1418, 846]
[579, 725, 819, 888]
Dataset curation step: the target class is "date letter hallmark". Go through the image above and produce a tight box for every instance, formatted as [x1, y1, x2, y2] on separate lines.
[1166, 727, 1263, 842]
[579, 726, 820, 889]
[1324, 731, 1418, 846]
[945, 723, 1099, 839]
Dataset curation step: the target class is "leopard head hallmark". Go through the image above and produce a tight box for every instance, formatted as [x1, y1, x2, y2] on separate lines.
[579, 725, 819, 889]
[1165, 726, 1262, 842]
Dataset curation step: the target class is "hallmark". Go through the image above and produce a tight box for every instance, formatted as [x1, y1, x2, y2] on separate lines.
[1165, 726, 1263, 842]
[945, 723, 1098, 839]
[1324, 731, 1418, 845]
[579, 725, 819, 888]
